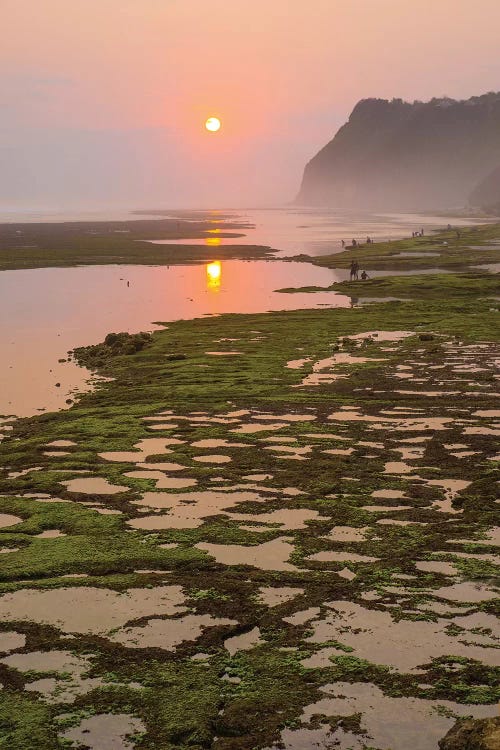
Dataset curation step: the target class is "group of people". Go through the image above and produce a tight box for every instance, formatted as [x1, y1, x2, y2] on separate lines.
[412, 229, 425, 237]
[341, 236, 373, 248]
[349, 260, 369, 281]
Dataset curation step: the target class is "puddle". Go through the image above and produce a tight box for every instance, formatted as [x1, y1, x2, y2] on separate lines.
[322, 448, 354, 456]
[191, 439, 247, 449]
[348, 330, 414, 342]
[325, 526, 368, 542]
[328, 411, 452, 431]
[231, 423, 287, 434]
[427, 479, 471, 502]
[286, 358, 311, 369]
[62, 477, 128, 494]
[254, 413, 317, 422]
[474, 409, 500, 418]
[377, 519, 424, 527]
[111, 614, 237, 650]
[124, 470, 196, 489]
[384, 461, 415, 474]
[0, 585, 186, 634]
[61, 713, 145, 750]
[415, 561, 458, 575]
[283, 607, 321, 626]
[361, 504, 412, 513]
[242, 473, 273, 481]
[100, 438, 182, 464]
[196, 537, 298, 571]
[308, 551, 378, 564]
[131, 489, 265, 528]
[224, 626, 262, 656]
[276, 682, 494, 750]
[0, 514, 22, 528]
[229, 507, 320, 531]
[265, 445, 311, 455]
[433, 581, 499, 603]
[372, 489, 407, 499]
[305, 600, 500, 672]
[258, 587, 304, 607]
[0, 631, 26, 653]
[192, 454, 231, 463]
[2, 649, 102, 704]
[261, 437, 297, 443]
[300, 353, 385, 387]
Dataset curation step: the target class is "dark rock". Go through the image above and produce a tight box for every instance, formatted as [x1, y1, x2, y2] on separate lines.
[296, 92, 500, 211]
[419, 333, 434, 341]
[439, 717, 500, 750]
[55, 382, 61, 387]
[166, 353, 187, 361]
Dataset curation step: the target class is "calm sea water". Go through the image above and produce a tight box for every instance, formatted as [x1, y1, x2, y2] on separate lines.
[0, 207, 487, 417]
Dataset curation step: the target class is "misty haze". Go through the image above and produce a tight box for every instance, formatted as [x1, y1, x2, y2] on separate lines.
[0, 3, 499, 750]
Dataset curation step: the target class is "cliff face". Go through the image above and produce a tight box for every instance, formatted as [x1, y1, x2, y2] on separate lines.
[470, 165, 500, 214]
[296, 93, 500, 211]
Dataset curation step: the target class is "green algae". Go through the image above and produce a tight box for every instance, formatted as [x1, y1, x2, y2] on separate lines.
[0, 226, 499, 748]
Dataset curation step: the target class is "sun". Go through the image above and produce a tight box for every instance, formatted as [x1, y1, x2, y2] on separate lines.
[205, 116, 221, 132]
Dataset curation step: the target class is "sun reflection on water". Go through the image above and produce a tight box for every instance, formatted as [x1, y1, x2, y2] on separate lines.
[206, 260, 222, 291]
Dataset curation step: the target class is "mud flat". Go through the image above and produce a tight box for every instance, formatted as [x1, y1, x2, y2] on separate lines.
[0, 225, 498, 749]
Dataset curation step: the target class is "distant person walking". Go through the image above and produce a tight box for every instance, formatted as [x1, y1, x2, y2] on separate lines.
[349, 260, 359, 281]
[352, 238, 358, 248]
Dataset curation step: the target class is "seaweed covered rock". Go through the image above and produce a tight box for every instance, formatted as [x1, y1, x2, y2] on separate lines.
[73, 331, 152, 370]
[439, 717, 500, 750]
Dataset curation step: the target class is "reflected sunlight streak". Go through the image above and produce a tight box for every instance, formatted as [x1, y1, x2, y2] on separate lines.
[206, 260, 222, 291]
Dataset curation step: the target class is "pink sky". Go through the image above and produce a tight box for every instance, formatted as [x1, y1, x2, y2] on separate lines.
[2, 0, 500, 209]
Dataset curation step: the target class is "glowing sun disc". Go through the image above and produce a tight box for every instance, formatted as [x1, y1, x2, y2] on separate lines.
[205, 117, 221, 132]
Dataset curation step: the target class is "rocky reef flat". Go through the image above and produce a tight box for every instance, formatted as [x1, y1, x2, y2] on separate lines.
[0, 226, 498, 749]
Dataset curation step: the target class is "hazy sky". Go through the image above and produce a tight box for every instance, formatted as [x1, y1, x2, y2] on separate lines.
[2, 0, 500, 210]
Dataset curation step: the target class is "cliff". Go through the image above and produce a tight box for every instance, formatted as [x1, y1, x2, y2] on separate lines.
[470, 164, 500, 214]
[296, 92, 500, 211]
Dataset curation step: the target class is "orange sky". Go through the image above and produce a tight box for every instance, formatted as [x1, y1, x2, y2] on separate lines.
[2, 0, 500, 208]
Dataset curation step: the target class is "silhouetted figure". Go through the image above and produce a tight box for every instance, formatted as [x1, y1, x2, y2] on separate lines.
[366, 236, 372, 244]
[341, 239, 345, 248]
[127, 281, 130, 287]
[361, 270, 369, 280]
[349, 261, 359, 281]
[352, 239, 357, 248]
[421, 229, 424, 236]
